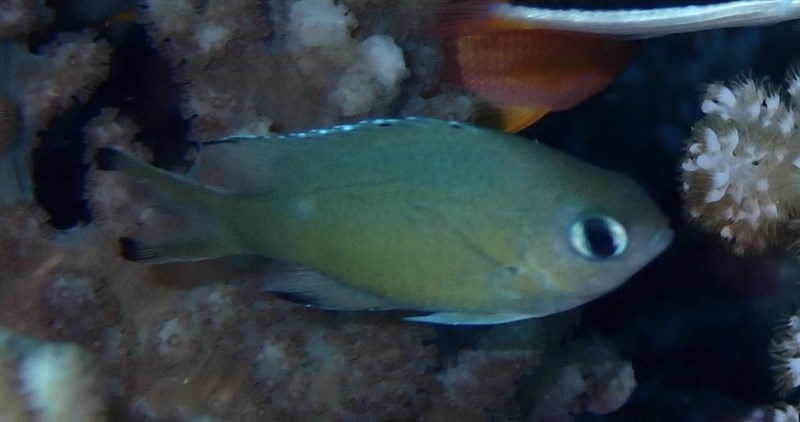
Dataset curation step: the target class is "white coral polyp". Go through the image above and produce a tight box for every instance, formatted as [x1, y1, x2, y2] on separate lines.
[788, 69, 800, 101]
[772, 310, 800, 396]
[778, 110, 796, 137]
[683, 127, 771, 218]
[682, 68, 800, 254]
[701, 79, 792, 127]
[701, 84, 737, 119]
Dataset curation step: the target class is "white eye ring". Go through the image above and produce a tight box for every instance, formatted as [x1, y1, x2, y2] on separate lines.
[569, 214, 628, 260]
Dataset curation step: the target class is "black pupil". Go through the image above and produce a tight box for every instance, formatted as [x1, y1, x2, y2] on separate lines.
[583, 218, 617, 258]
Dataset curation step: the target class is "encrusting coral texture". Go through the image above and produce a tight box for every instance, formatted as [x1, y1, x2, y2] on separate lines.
[681, 67, 800, 255]
[0, 327, 108, 422]
[526, 337, 637, 422]
[0, 0, 638, 420]
[136, 0, 459, 141]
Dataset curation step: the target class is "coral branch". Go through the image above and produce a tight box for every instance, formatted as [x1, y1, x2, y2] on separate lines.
[0, 28, 111, 202]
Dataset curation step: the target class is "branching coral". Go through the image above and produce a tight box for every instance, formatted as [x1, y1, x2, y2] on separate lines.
[681, 67, 800, 254]
[526, 337, 637, 422]
[136, 0, 431, 141]
[0, 1, 111, 202]
[428, 348, 542, 420]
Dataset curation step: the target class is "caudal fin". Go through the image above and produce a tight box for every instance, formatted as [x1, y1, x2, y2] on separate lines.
[93, 148, 244, 263]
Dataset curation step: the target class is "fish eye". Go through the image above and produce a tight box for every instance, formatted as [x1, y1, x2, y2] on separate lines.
[568, 214, 628, 260]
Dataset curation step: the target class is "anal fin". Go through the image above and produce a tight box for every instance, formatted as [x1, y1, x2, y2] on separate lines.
[264, 263, 401, 311]
[118, 232, 242, 264]
[404, 312, 535, 325]
[477, 104, 549, 133]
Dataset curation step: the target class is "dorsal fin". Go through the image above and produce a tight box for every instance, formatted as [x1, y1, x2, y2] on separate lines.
[193, 119, 414, 191]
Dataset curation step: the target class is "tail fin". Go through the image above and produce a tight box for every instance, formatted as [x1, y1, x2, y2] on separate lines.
[93, 148, 244, 263]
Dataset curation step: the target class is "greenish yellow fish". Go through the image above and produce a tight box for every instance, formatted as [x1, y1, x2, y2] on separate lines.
[95, 117, 672, 325]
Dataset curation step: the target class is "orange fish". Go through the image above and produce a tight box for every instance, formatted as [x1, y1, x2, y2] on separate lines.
[435, 0, 800, 132]
[437, 0, 639, 132]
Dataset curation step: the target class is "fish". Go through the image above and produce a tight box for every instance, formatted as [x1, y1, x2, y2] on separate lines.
[467, 0, 800, 37]
[94, 117, 673, 325]
[439, 26, 638, 132]
[435, 0, 800, 132]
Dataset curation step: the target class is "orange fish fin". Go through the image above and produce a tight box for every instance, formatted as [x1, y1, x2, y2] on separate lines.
[476, 104, 549, 133]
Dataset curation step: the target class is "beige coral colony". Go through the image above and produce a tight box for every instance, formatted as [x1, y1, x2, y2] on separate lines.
[1, 0, 800, 421]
